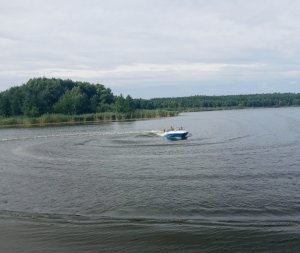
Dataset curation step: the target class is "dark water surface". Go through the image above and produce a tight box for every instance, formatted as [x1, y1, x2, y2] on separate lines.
[0, 108, 300, 252]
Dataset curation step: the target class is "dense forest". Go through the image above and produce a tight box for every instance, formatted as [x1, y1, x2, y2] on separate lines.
[0, 78, 300, 121]
[141, 93, 300, 110]
[0, 77, 134, 117]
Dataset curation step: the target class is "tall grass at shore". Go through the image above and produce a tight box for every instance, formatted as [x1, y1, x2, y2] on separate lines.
[0, 110, 178, 127]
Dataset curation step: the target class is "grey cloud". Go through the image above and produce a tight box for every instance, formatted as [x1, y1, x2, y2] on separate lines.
[0, 0, 300, 97]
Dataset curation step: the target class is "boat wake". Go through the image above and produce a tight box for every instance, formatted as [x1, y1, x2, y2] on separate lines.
[0, 130, 159, 143]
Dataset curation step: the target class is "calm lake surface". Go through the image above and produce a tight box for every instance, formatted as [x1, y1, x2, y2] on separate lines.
[0, 108, 300, 252]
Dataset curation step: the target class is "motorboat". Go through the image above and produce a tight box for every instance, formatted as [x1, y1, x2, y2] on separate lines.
[157, 127, 190, 140]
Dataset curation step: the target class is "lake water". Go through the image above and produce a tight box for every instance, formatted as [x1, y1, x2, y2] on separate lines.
[0, 108, 300, 252]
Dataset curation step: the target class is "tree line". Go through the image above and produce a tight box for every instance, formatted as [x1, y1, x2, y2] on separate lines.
[0, 77, 300, 118]
[135, 93, 300, 110]
[0, 78, 135, 117]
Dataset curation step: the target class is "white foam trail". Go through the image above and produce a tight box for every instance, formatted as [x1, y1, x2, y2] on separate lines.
[0, 130, 157, 142]
[150, 130, 165, 137]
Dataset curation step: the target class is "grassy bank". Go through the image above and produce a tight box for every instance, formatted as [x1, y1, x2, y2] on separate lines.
[0, 110, 178, 128]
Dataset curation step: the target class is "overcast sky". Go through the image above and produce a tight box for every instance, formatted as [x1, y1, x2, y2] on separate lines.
[1, 0, 300, 98]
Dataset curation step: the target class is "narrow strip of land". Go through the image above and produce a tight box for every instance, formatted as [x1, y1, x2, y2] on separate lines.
[1, 77, 299, 127]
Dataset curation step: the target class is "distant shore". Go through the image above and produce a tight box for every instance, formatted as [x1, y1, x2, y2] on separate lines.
[1, 106, 299, 128]
[2, 78, 299, 128]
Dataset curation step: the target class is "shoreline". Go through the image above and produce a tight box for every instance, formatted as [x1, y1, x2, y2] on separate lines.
[0, 110, 178, 128]
[0, 106, 298, 128]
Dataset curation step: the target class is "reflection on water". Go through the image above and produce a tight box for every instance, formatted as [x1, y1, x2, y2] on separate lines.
[0, 108, 300, 252]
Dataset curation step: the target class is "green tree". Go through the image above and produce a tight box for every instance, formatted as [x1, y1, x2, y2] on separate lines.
[53, 87, 89, 114]
[0, 93, 10, 116]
